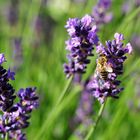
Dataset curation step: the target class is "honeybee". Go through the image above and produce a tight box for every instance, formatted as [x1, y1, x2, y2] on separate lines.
[96, 54, 113, 80]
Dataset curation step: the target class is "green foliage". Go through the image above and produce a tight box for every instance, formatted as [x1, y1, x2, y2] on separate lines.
[0, 0, 140, 140]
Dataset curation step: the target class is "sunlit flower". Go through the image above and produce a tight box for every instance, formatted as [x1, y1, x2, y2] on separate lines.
[88, 33, 132, 103]
[0, 55, 39, 139]
[64, 15, 99, 78]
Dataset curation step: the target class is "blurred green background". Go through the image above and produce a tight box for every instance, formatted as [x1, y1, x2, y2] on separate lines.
[0, 0, 140, 140]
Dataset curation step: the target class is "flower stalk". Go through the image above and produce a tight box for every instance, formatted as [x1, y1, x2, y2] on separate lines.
[85, 99, 107, 140]
[64, 14, 99, 78]
[55, 75, 73, 107]
[5, 133, 8, 140]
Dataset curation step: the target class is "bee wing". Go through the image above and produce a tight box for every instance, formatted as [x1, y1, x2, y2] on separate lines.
[105, 64, 113, 72]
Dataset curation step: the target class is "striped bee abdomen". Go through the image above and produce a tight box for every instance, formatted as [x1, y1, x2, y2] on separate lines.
[100, 71, 108, 80]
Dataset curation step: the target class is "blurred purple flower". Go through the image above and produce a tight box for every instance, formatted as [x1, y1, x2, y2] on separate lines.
[122, 1, 132, 15]
[34, 3, 55, 48]
[130, 34, 140, 53]
[88, 33, 132, 103]
[75, 89, 94, 123]
[64, 14, 99, 78]
[92, 0, 113, 26]
[135, 0, 140, 6]
[7, 0, 19, 26]
[71, 80, 94, 139]
[73, 73, 82, 83]
[122, 0, 140, 15]
[12, 38, 23, 71]
[98, 0, 111, 9]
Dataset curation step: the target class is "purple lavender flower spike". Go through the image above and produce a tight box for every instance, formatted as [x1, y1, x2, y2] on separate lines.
[0, 55, 39, 139]
[64, 14, 99, 78]
[88, 33, 132, 103]
[92, 0, 113, 26]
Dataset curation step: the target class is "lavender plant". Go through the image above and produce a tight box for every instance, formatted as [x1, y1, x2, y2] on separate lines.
[12, 38, 23, 71]
[63, 15, 99, 134]
[0, 54, 39, 140]
[84, 33, 132, 139]
[68, 1, 115, 138]
[87, 33, 132, 103]
[63, 17, 132, 139]
[63, 1, 133, 137]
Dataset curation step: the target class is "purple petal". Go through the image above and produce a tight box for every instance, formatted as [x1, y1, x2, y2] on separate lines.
[0, 54, 6, 64]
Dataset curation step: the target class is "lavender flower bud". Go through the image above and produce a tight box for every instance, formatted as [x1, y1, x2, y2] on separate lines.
[17, 87, 39, 113]
[0, 66, 16, 112]
[7, 69, 15, 80]
[64, 14, 99, 78]
[88, 33, 132, 103]
[0, 54, 6, 64]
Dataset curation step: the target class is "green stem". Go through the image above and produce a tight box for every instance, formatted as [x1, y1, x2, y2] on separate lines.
[85, 99, 107, 140]
[55, 76, 73, 107]
[5, 133, 8, 140]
